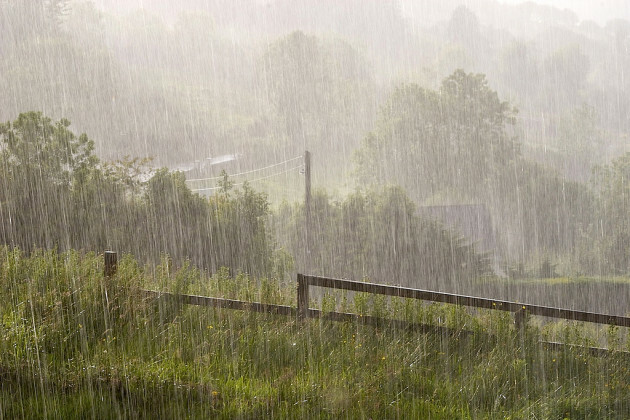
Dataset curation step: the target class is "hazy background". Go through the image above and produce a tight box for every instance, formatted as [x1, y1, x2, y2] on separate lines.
[2, 0, 630, 273]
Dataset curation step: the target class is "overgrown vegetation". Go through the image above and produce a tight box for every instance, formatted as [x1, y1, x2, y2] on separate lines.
[1, 249, 630, 418]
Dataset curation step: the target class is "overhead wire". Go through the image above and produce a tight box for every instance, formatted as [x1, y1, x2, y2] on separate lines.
[185, 155, 303, 183]
[190, 164, 304, 192]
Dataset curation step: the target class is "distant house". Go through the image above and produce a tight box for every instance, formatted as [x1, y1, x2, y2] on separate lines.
[419, 204, 496, 253]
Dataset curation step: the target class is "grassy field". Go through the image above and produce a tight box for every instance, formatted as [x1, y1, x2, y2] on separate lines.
[1, 248, 630, 419]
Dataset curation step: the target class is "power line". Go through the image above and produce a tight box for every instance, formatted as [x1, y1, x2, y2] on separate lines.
[190, 164, 304, 193]
[185, 155, 303, 183]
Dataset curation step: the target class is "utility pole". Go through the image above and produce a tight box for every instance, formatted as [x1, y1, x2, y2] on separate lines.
[304, 151, 311, 266]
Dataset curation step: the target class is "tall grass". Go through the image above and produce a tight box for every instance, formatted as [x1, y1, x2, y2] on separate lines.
[1, 247, 629, 418]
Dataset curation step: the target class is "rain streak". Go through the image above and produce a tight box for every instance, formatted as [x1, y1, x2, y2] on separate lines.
[1, 0, 630, 418]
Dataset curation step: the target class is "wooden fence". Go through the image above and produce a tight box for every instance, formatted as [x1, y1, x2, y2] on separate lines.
[103, 252, 630, 353]
[296, 274, 630, 328]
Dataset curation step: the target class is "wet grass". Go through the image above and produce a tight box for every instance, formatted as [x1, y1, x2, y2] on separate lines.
[1, 248, 630, 418]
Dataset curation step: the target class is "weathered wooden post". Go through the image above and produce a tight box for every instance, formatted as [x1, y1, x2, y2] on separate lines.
[104, 251, 118, 277]
[297, 273, 309, 320]
[514, 307, 527, 332]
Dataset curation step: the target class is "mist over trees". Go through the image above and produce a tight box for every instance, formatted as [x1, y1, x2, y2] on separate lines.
[354, 70, 518, 199]
[0, 112, 277, 276]
[6, 4, 630, 420]
[6, 3, 630, 418]
[1, 0, 630, 279]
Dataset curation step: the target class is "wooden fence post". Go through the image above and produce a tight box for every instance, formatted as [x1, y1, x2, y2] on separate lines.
[514, 308, 527, 332]
[104, 251, 118, 277]
[297, 273, 309, 320]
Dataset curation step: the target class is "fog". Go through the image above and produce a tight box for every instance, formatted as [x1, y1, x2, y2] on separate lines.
[3, 0, 630, 417]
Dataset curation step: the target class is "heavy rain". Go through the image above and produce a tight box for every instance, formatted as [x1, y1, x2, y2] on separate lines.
[1, 0, 630, 417]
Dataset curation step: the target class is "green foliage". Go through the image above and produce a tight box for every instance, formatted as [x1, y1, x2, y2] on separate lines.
[0, 112, 279, 277]
[542, 45, 590, 111]
[0, 111, 97, 183]
[261, 30, 375, 177]
[549, 103, 606, 181]
[584, 153, 630, 274]
[130, 166, 275, 276]
[102, 156, 153, 198]
[0, 112, 99, 250]
[355, 70, 518, 197]
[354, 70, 593, 261]
[492, 159, 593, 256]
[275, 186, 490, 289]
[1, 250, 630, 418]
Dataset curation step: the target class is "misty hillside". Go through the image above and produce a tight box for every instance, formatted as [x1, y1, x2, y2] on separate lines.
[4, 3, 630, 416]
[2, 0, 628, 179]
[2, 0, 630, 270]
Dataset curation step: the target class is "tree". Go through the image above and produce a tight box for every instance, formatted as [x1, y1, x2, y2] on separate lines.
[555, 103, 603, 181]
[354, 70, 518, 200]
[354, 70, 591, 261]
[1, 112, 97, 184]
[588, 153, 630, 273]
[261, 31, 374, 175]
[0, 112, 98, 250]
[542, 45, 590, 112]
[0, 0, 68, 41]
[0, 112, 280, 277]
[498, 41, 539, 100]
[447, 6, 481, 46]
[274, 186, 489, 289]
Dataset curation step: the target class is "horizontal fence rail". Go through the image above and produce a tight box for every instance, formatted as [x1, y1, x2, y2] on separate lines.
[103, 253, 629, 355]
[141, 290, 297, 316]
[139, 287, 629, 357]
[297, 274, 630, 328]
[140, 289, 462, 336]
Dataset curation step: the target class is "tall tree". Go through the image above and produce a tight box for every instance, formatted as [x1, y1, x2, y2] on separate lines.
[261, 31, 374, 175]
[588, 153, 630, 273]
[354, 70, 518, 200]
[0, 112, 97, 249]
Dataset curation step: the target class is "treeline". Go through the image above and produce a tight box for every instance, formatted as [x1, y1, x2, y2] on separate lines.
[355, 70, 630, 276]
[0, 112, 274, 277]
[3, 3, 630, 279]
[274, 187, 489, 290]
[4, 2, 629, 184]
[0, 111, 488, 284]
[4, 102, 630, 282]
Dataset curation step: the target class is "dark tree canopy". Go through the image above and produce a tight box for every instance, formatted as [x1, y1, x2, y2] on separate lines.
[0, 112, 277, 277]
